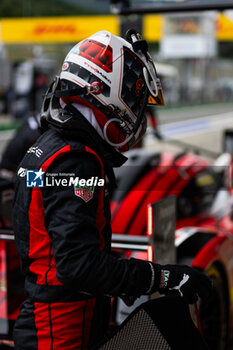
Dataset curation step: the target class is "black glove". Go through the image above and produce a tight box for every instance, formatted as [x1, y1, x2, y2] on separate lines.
[120, 261, 211, 306]
[157, 264, 212, 304]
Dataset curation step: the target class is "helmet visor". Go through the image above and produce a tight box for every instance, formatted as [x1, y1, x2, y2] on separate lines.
[143, 58, 165, 106]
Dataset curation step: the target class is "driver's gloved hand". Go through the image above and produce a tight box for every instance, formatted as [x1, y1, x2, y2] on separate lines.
[120, 262, 212, 307]
[149, 263, 212, 304]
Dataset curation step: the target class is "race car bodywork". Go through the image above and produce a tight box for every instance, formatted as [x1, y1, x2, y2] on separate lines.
[111, 147, 233, 349]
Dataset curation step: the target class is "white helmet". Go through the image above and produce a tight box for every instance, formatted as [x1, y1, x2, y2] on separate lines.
[41, 30, 165, 152]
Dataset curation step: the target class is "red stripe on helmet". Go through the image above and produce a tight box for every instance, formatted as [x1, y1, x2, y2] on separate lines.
[79, 39, 113, 72]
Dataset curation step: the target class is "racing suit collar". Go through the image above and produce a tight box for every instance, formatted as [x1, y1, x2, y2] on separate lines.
[60, 100, 105, 141]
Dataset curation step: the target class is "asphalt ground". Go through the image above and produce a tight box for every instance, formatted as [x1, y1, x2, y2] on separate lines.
[157, 101, 233, 125]
[145, 102, 233, 161]
[0, 102, 233, 158]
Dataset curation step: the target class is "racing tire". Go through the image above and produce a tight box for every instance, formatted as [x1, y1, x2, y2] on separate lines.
[199, 264, 228, 350]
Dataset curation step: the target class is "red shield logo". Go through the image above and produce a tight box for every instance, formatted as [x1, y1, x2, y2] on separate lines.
[74, 183, 94, 202]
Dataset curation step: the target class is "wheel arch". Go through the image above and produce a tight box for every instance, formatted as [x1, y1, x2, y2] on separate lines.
[201, 260, 230, 349]
[176, 229, 231, 348]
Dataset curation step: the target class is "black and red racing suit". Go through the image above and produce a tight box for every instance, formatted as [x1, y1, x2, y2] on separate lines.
[13, 126, 155, 349]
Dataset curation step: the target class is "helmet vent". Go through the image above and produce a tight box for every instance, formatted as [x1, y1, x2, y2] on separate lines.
[67, 62, 110, 97]
[121, 49, 146, 116]
[79, 39, 113, 72]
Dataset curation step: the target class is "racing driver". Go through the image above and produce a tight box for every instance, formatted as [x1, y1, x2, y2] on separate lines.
[13, 30, 212, 350]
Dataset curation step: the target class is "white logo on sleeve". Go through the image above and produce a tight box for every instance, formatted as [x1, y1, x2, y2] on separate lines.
[17, 167, 27, 177]
[169, 273, 190, 297]
[27, 146, 43, 158]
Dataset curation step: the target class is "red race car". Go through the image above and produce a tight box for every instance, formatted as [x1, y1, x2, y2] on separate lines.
[110, 131, 233, 350]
